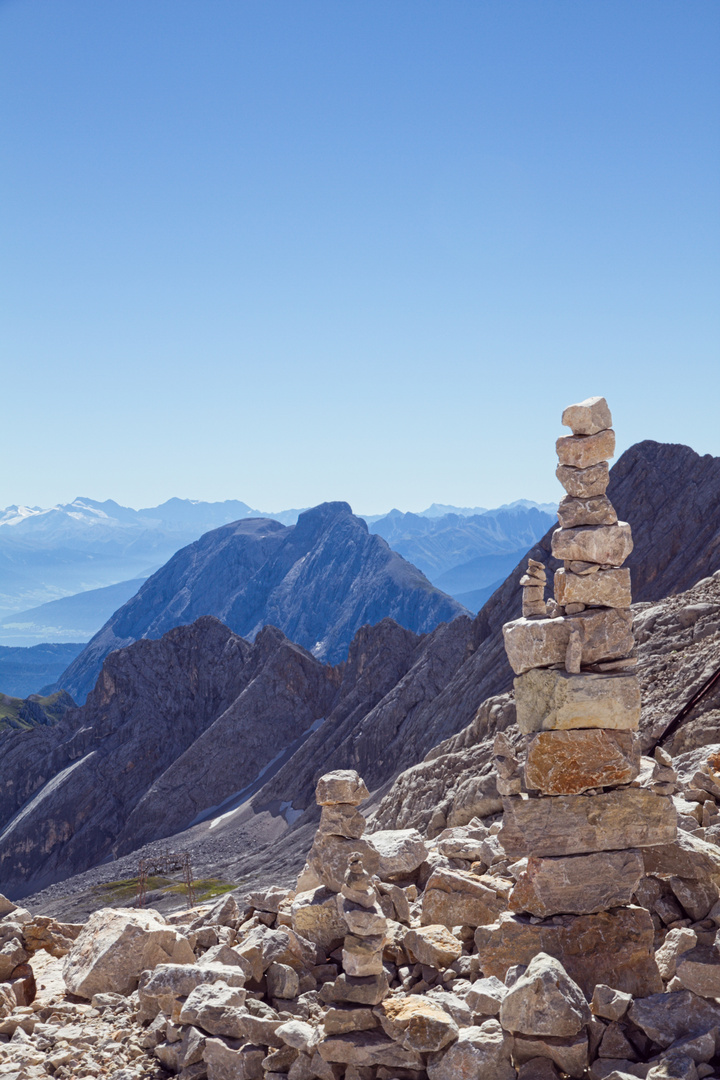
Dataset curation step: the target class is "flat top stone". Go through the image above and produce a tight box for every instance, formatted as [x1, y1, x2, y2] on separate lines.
[562, 397, 613, 436]
[316, 771, 370, 806]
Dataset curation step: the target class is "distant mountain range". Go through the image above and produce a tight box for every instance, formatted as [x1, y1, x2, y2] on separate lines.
[56, 502, 468, 703]
[370, 504, 554, 584]
[0, 643, 84, 700]
[0, 497, 281, 617]
[4, 440, 719, 901]
[0, 496, 554, 647]
[0, 579, 148, 647]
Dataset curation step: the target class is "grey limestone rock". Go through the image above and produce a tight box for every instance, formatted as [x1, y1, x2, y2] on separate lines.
[426, 1020, 516, 1080]
[551, 521, 632, 567]
[499, 952, 590, 1037]
[514, 669, 641, 733]
[500, 788, 676, 859]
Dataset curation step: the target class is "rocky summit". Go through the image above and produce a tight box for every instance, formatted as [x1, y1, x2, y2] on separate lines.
[56, 502, 467, 704]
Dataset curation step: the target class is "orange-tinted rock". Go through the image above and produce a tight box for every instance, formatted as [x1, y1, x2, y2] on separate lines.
[475, 908, 662, 998]
[524, 729, 640, 795]
[420, 867, 507, 929]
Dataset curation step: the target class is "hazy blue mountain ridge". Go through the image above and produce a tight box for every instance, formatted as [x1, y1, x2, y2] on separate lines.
[0, 579, 147, 647]
[56, 502, 468, 703]
[370, 505, 556, 584]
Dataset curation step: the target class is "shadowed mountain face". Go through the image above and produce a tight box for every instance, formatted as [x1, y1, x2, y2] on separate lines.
[0, 616, 423, 897]
[56, 502, 467, 703]
[4, 440, 720, 905]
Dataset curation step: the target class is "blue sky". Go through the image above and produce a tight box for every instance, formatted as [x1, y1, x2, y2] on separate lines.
[1, 0, 718, 514]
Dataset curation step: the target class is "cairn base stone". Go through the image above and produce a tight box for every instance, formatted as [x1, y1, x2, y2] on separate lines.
[317, 1030, 423, 1069]
[514, 669, 641, 734]
[475, 908, 662, 999]
[508, 850, 644, 917]
[524, 729, 640, 794]
[499, 788, 676, 859]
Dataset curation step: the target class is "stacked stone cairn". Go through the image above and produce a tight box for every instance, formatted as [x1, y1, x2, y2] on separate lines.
[476, 396, 680, 1069]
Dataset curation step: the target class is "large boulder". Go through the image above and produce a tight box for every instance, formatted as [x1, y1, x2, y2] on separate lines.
[509, 850, 644, 917]
[499, 953, 591, 1037]
[376, 995, 459, 1052]
[137, 961, 248, 1023]
[62, 907, 195, 998]
[366, 829, 428, 878]
[475, 908, 662, 998]
[427, 1020, 516, 1080]
[628, 990, 720, 1048]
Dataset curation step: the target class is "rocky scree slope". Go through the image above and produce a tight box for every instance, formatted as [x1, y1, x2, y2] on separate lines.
[57, 502, 467, 704]
[6, 750, 720, 1080]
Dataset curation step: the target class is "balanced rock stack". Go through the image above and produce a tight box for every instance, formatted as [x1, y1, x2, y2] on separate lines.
[300, 769, 392, 1010]
[477, 397, 678, 1001]
[304, 769, 380, 893]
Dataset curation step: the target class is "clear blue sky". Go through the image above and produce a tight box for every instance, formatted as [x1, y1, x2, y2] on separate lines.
[1, 0, 718, 514]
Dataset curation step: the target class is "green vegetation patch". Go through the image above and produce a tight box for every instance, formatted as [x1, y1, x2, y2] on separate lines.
[93, 875, 235, 905]
[0, 690, 72, 733]
[190, 879, 236, 902]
